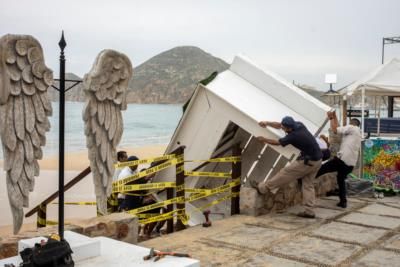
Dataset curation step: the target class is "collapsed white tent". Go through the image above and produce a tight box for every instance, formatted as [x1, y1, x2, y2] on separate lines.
[154, 55, 331, 225]
[347, 58, 400, 96]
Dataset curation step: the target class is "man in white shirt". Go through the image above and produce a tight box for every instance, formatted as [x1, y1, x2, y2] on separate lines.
[113, 151, 128, 182]
[316, 111, 362, 208]
[117, 155, 139, 211]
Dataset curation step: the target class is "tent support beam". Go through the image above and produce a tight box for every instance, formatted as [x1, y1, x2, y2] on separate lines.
[342, 95, 347, 126]
[362, 87, 365, 138]
[388, 96, 394, 117]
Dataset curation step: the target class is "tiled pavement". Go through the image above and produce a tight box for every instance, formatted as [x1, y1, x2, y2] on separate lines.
[141, 196, 400, 266]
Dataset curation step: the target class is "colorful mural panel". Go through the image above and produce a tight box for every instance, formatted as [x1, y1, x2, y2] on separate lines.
[363, 139, 400, 191]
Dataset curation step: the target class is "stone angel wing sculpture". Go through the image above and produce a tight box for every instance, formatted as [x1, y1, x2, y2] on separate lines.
[82, 50, 132, 214]
[0, 34, 53, 234]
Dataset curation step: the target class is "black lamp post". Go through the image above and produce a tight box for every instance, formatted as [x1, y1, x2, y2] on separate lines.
[58, 31, 66, 240]
[51, 32, 82, 240]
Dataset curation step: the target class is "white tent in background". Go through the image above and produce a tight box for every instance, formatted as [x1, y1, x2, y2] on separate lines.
[347, 58, 400, 96]
[346, 58, 400, 135]
[155, 55, 331, 225]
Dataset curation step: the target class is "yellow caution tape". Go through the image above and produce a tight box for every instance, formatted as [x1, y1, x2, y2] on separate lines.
[125, 178, 241, 224]
[52, 202, 97, 206]
[178, 213, 190, 225]
[196, 192, 239, 212]
[185, 179, 241, 203]
[176, 165, 184, 174]
[184, 188, 216, 194]
[37, 216, 47, 226]
[113, 156, 183, 187]
[127, 178, 240, 215]
[114, 154, 177, 169]
[138, 209, 181, 225]
[180, 192, 240, 225]
[124, 191, 154, 196]
[138, 208, 187, 225]
[185, 156, 241, 163]
[126, 196, 185, 215]
[176, 184, 185, 192]
[113, 182, 176, 193]
[107, 197, 119, 206]
[44, 220, 72, 226]
[136, 213, 161, 219]
[184, 171, 231, 178]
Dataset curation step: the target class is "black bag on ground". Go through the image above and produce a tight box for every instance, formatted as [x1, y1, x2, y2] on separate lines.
[19, 237, 74, 267]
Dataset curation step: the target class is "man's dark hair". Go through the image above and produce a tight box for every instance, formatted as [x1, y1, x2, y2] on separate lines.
[350, 118, 361, 127]
[281, 116, 297, 129]
[117, 151, 127, 161]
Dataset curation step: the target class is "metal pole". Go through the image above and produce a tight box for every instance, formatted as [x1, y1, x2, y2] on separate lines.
[361, 87, 365, 138]
[342, 95, 347, 126]
[58, 31, 66, 240]
[382, 38, 385, 64]
[382, 38, 394, 117]
[388, 97, 394, 117]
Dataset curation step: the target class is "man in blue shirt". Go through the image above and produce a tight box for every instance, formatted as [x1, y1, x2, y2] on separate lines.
[251, 116, 322, 218]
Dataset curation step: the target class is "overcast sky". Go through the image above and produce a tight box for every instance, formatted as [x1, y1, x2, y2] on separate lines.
[1, 0, 399, 90]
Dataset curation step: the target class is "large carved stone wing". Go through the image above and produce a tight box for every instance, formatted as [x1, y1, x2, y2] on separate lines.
[82, 49, 132, 214]
[0, 34, 53, 234]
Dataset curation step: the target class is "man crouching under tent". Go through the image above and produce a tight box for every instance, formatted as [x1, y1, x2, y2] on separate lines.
[315, 111, 361, 208]
[250, 116, 322, 218]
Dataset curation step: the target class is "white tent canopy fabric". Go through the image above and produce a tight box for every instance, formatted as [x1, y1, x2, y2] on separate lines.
[346, 58, 400, 96]
[155, 55, 331, 225]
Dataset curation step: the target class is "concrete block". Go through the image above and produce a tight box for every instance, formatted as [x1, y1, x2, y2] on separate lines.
[0, 224, 82, 259]
[351, 249, 400, 267]
[338, 212, 400, 229]
[311, 221, 387, 244]
[313, 207, 345, 219]
[1, 232, 199, 267]
[316, 198, 365, 210]
[207, 225, 288, 250]
[382, 234, 400, 250]
[255, 214, 318, 230]
[236, 254, 311, 267]
[358, 203, 400, 218]
[83, 236, 199, 267]
[18, 231, 101, 262]
[169, 243, 250, 267]
[271, 236, 361, 266]
[240, 187, 265, 216]
[74, 212, 138, 244]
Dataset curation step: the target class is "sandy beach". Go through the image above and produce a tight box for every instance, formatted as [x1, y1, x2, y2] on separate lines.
[0, 144, 166, 237]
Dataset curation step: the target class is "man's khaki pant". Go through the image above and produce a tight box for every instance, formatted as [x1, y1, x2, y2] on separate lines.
[258, 159, 322, 214]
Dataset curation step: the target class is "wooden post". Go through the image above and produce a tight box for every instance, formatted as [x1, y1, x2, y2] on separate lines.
[37, 203, 47, 228]
[175, 146, 186, 231]
[231, 143, 241, 215]
[166, 187, 174, 233]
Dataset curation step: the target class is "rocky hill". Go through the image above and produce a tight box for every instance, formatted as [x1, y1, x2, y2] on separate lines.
[126, 46, 229, 103]
[48, 46, 229, 104]
[47, 73, 85, 102]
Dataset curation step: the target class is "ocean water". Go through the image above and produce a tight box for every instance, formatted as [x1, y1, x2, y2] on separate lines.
[0, 102, 183, 159]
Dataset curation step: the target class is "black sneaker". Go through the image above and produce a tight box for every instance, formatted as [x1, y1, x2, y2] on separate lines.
[297, 211, 316, 219]
[249, 179, 262, 194]
[336, 202, 347, 208]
